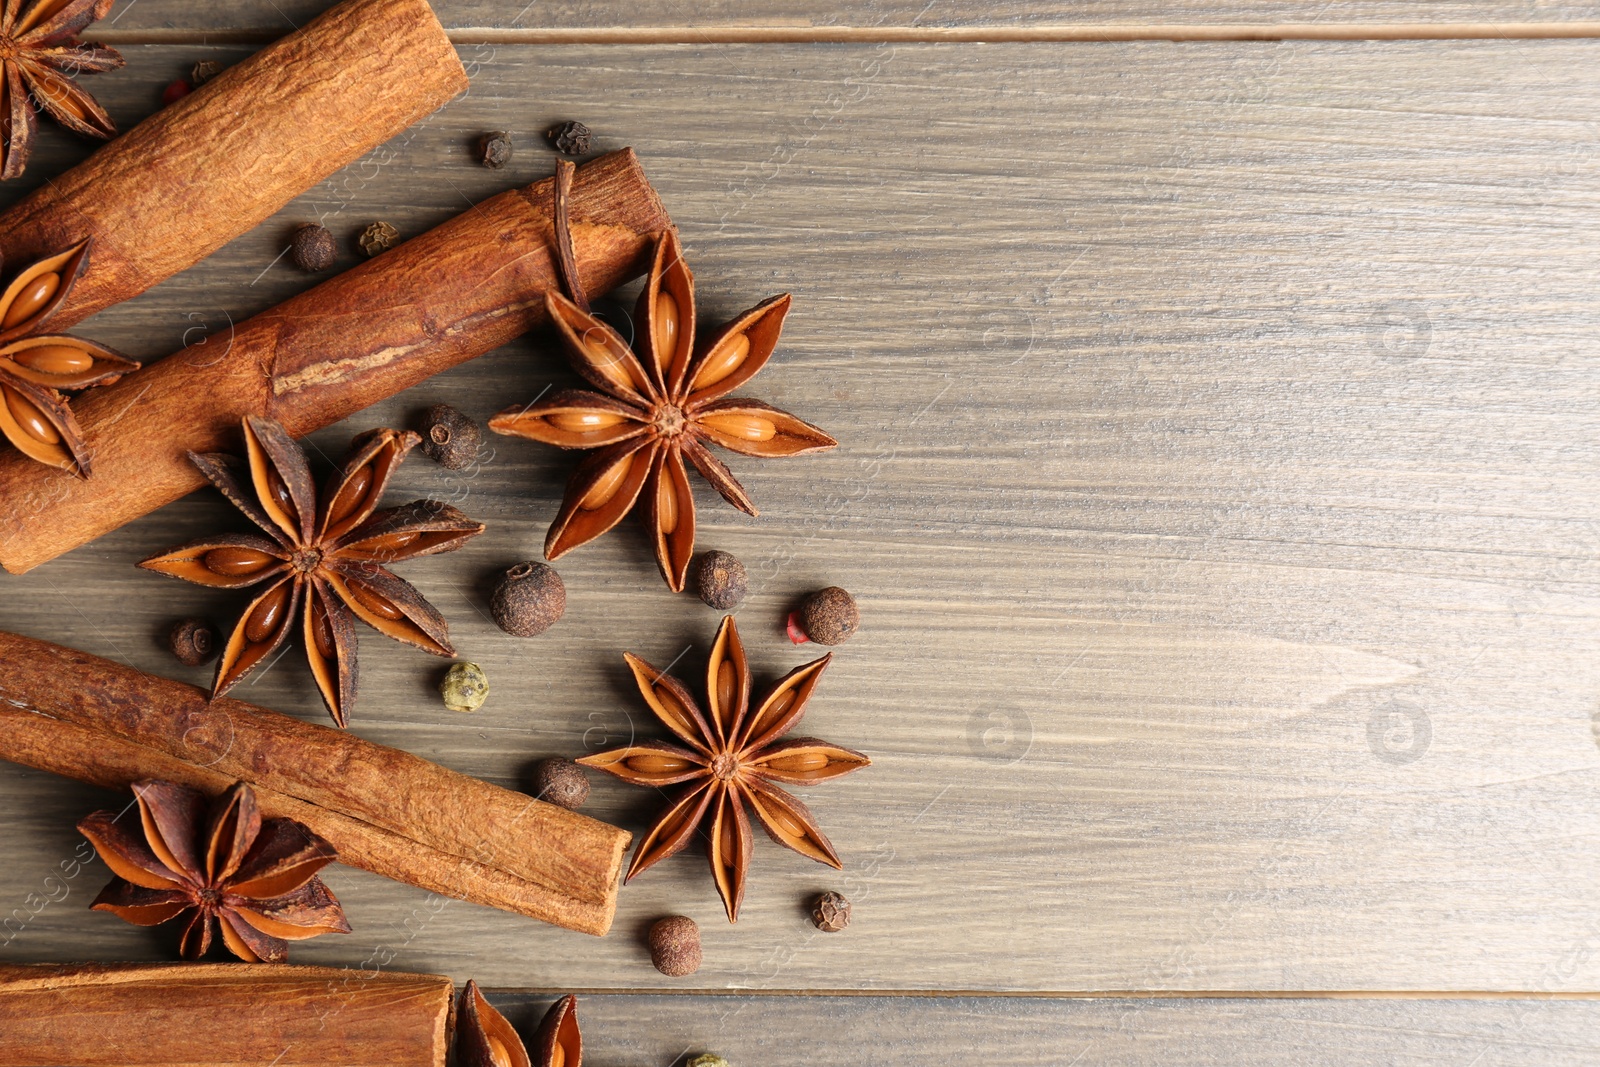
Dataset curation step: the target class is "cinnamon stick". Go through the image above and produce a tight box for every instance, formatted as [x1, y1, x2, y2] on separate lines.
[0, 962, 453, 1066]
[0, 630, 631, 936]
[0, 0, 467, 331]
[0, 150, 670, 574]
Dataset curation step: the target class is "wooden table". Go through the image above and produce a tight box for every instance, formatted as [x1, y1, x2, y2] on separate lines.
[4, 3, 1600, 1062]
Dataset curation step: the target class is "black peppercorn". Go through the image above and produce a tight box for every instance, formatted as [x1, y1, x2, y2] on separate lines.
[476, 130, 513, 169]
[416, 404, 481, 470]
[794, 586, 859, 645]
[811, 890, 851, 932]
[489, 562, 566, 637]
[691, 550, 747, 610]
[167, 618, 218, 667]
[531, 757, 590, 810]
[546, 120, 592, 156]
[190, 59, 225, 86]
[358, 220, 399, 258]
[648, 915, 701, 976]
[290, 224, 336, 272]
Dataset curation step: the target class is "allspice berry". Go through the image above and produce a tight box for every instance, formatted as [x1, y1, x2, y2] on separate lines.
[167, 618, 217, 667]
[532, 757, 589, 810]
[811, 891, 851, 933]
[417, 403, 480, 470]
[490, 562, 565, 637]
[647, 915, 701, 977]
[358, 220, 400, 257]
[547, 120, 592, 156]
[798, 586, 859, 645]
[440, 662, 490, 713]
[190, 59, 225, 86]
[290, 224, 336, 272]
[691, 550, 747, 610]
[477, 130, 513, 169]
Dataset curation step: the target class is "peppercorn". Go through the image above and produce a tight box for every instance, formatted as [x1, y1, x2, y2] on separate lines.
[688, 1057, 731, 1067]
[440, 662, 489, 713]
[166, 618, 217, 667]
[160, 79, 191, 106]
[416, 403, 481, 470]
[792, 586, 859, 645]
[531, 757, 590, 810]
[647, 915, 701, 977]
[489, 562, 566, 637]
[289, 224, 336, 272]
[190, 59, 225, 86]
[811, 890, 851, 933]
[546, 120, 592, 156]
[691, 550, 747, 611]
[476, 130, 513, 169]
[358, 220, 400, 258]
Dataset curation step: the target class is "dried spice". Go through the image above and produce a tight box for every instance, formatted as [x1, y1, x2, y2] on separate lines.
[78, 779, 350, 962]
[532, 757, 590, 811]
[647, 914, 702, 976]
[166, 617, 218, 666]
[290, 223, 336, 271]
[688, 1056, 731, 1067]
[793, 586, 859, 645]
[139, 416, 485, 727]
[478, 130, 513, 169]
[190, 58, 224, 85]
[692, 550, 747, 610]
[490, 561, 566, 636]
[160, 78, 191, 105]
[811, 890, 851, 932]
[579, 615, 869, 922]
[0, 240, 139, 476]
[546, 120, 591, 156]
[456, 983, 581, 1067]
[417, 402, 481, 469]
[359, 220, 400, 256]
[0, 0, 122, 180]
[490, 180, 835, 590]
[441, 661, 489, 712]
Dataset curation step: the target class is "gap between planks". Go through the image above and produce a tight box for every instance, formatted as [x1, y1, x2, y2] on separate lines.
[480, 989, 1600, 1000]
[89, 22, 1600, 45]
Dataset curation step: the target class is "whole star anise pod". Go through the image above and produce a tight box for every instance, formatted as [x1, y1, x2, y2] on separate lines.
[489, 228, 837, 591]
[0, 239, 138, 475]
[0, 0, 123, 180]
[139, 416, 485, 727]
[456, 983, 581, 1067]
[579, 614, 869, 922]
[78, 779, 351, 962]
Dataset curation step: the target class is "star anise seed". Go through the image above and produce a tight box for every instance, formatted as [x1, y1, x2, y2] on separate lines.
[0, 0, 123, 180]
[139, 416, 485, 727]
[456, 983, 581, 1067]
[0, 238, 138, 475]
[489, 224, 836, 592]
[78, 779, 351, 963]
[579, 614, 870, 922]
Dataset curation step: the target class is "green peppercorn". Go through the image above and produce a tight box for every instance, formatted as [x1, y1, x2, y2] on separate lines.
[440, 662, 489, 712]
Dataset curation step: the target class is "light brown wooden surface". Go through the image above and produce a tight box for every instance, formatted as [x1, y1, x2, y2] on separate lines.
[3, 6, 1600, 1052]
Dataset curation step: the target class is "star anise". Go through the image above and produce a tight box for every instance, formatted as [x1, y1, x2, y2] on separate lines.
[0, 239, 138, 476]
[78, 779, 351, 963]
[0, 0, 122, 180]
[579, 614, 869, 922]
[456, 983, 580, 1067]
[489, 224, 837, 592]
[139, 416, 485, 727]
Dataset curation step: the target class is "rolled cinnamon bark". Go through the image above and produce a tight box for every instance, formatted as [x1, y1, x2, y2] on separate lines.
[0, 150, 670, 573]
[0, 963, 453, 1067]
[0, 630, 631, 936]
[0, 0, 467, 330]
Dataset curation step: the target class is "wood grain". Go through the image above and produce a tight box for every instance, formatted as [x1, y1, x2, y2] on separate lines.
[486, 992, 1600, 1066]
[3, 38, 1600, 998]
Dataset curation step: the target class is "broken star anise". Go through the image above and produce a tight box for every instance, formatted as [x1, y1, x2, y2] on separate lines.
[78, 779, 351, 963]
[139, 416, 485, 727]
[579, 614, 869, 922]
[0, 0, 123, 180]
[489, 228, 837, 592]
[456, 983, 581, 1067]
[0, 239, 138, 476]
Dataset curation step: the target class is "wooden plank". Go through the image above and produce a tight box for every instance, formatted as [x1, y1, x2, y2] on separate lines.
[482, 993, 1600, 1066]
[89, 0, 1600, 35]
[4, 39, 1600, 995]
